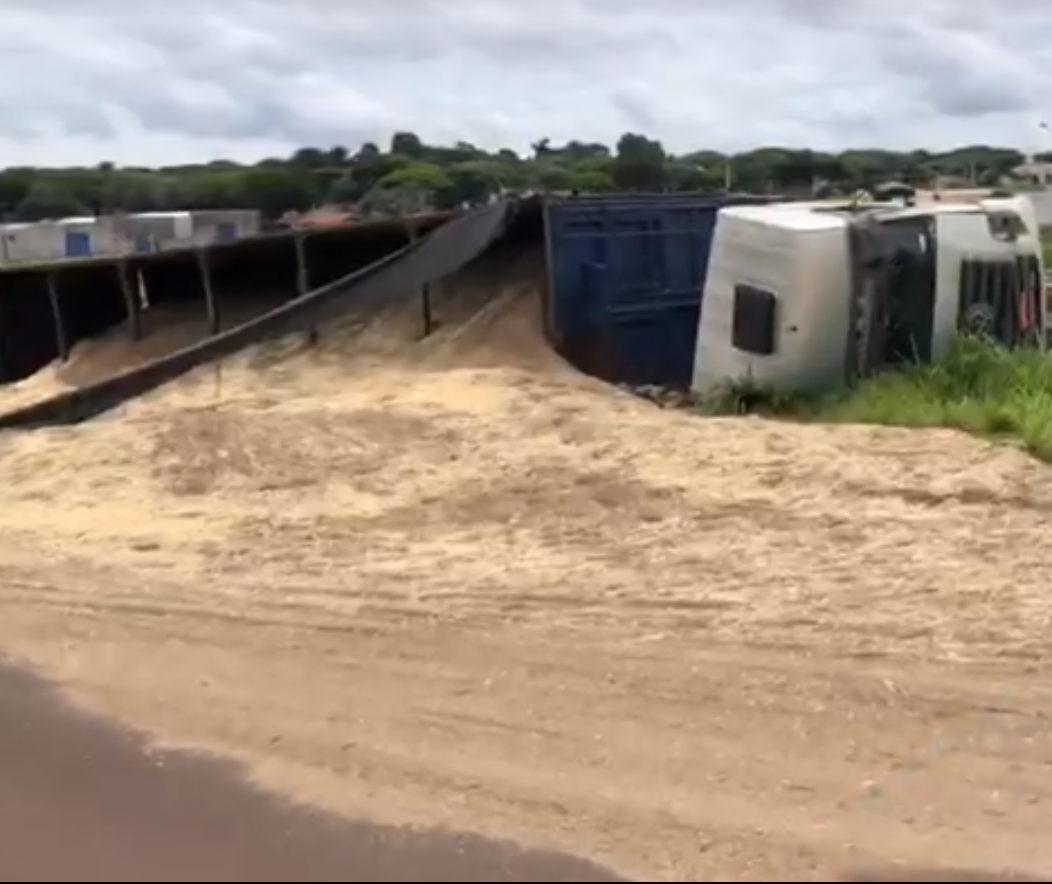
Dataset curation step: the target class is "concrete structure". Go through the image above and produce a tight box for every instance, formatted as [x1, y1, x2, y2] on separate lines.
[0, 217, 123, 264]
[58, 216, 124, 258]
[0, 209, 263, 266]
[122, 211, 194, 254]
[0, 222, 64, 264]
[188, 209, 260, 244]
[1012, 155, 1052, 186]
[121, 210, 261, 253]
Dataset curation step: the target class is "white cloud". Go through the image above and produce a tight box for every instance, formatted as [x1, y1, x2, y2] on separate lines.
[1, 0, 1050, 166]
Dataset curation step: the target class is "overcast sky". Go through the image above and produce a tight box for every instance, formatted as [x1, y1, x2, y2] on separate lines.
[3, 0, 1051, 167]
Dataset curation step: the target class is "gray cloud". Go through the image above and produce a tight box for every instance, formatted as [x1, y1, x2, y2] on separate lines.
[0, 0, 1049, 166]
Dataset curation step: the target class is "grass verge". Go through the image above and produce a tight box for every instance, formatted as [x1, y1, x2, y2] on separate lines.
[704, 336, 1052, 462]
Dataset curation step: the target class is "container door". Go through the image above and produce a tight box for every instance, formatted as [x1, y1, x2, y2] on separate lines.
[64, 230, 92, 258]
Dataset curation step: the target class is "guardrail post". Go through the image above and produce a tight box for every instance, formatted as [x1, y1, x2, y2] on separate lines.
[407, 221, 433, 337]
[116, 258, 142, 340]
[194, 246, 220, 335]
[45, 270, 68, 361]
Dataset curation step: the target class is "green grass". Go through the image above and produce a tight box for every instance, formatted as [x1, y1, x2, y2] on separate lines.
[696, 227, 1052, 460]
[702, 336, 1052, 462]
[1042, 225, 1052, 268]
[818, 337, 1052, 460]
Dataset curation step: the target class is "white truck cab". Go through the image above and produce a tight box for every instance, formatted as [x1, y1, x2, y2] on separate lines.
[691, 198, 1044, 395]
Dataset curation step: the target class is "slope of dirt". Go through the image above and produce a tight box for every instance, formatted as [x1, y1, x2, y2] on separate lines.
[0, 247, 1051, 881]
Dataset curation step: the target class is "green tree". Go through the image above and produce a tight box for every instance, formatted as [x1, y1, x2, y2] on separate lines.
[390, 131, 425, 159]
[370, 161, 451, 213]
[237, 168, 315, 215]
[611, 133, 669, 191]
[0, 169, 35, 216]
[0, 133, 1031, 222]
[17, 182, 87, 220]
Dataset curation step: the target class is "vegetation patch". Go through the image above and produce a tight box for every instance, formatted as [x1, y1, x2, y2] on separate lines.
[698, 336, 1052, 463]
[1042, 226, 1052, 268]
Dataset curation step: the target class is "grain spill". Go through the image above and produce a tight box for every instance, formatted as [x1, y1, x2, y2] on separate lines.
[0, 245, 1050, 880]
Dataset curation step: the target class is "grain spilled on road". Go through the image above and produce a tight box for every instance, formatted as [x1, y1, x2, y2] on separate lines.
[0, 246, 1051, 880]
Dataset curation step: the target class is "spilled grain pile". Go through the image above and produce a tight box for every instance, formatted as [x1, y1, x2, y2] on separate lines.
[0, 294, 285, 412]
[0, 241, 1048, 663]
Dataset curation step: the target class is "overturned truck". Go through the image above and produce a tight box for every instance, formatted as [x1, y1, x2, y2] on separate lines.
[691, 196, 1045, 395]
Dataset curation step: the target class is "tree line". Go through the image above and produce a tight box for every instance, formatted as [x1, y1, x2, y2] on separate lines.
[2, 132, 1039, 223]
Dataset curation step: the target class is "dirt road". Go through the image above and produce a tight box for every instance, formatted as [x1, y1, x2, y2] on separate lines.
[0, 658, 626, 882]
[0, 261, 1051, 880]
[4, 596, 1051, 881]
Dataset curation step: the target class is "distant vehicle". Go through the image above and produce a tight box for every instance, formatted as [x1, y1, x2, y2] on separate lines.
[872, 181, 917, 202]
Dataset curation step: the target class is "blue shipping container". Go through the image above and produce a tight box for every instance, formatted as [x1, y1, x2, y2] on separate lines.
[544, 192, 770, 386]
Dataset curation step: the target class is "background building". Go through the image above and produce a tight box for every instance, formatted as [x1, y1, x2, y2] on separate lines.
[0, 209, 262, 265]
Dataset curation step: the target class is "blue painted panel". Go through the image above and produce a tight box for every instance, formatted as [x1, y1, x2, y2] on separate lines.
[545, 192, 771, 386]
[214, 222, 237, 243]
[64, 230, 92, 258]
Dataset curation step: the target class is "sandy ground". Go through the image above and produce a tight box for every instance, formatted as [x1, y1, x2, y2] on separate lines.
[1, 248, 1052, 880]
[0, 658, 626, 882]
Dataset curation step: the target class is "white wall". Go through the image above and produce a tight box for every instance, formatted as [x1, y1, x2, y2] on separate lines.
[0, 223, 66, 263]
[121, 210, 262, 251]
[1027, 190, 1052, 227]
[189, 210, 262, 244]
[0, 209, 264, 265]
